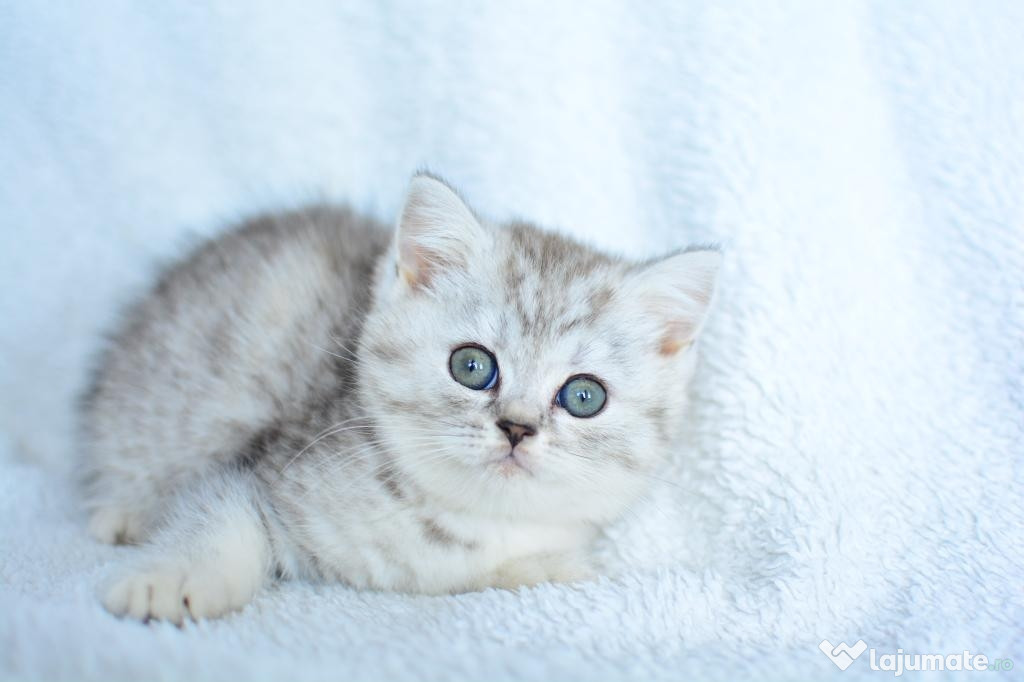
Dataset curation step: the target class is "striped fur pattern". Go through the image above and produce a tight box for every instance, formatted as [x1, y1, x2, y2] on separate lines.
[81, 174, 720, 622]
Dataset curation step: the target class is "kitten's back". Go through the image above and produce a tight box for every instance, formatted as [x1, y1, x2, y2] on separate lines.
[80, 206, 389, 543]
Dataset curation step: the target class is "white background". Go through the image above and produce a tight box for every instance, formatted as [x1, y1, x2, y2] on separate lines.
[1, 2, 1021, 680]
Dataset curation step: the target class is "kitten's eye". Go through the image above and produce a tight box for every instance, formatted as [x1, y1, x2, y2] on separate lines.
[556, 375, 607, 418]
[449, 345, 498, 390]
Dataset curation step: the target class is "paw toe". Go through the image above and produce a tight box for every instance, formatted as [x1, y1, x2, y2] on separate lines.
[101, 577, 133, 615]
[102, 568, 186, 623]
[88, 508, 143, 545]
[102, 563, 251, 623]
[181, 573, 232, 620]
[125, 577, 154, 621]
[148, 574, 186, 624]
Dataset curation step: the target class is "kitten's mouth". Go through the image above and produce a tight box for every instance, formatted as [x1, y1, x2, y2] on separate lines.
[493, 450, 533, 476]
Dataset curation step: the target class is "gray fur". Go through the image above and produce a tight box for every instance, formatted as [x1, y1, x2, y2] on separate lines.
[82, 174, 721, 622]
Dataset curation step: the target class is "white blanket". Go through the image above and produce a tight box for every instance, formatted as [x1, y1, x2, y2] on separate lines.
[1, 2, 1021, 680]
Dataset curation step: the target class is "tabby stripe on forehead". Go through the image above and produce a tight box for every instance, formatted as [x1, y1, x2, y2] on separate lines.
[556, 287, 614, 335]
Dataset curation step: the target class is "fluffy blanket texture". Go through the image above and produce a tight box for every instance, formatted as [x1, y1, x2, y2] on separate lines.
[1, 2, 1021, 680]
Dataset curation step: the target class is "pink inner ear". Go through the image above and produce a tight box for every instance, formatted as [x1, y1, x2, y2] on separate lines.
[658, 319, 696, 356]
[398, 239, 431, 288]
[398, 237, 466, 290]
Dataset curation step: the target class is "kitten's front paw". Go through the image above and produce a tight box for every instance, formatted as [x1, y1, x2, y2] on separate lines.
[102, 562, 252, 624]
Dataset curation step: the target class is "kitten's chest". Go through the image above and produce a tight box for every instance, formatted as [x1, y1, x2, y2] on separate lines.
[304, 503, 590, 594]
[402, 512, 590, 591]
[280, 460, 593, 593]
[453, 514, 585, 561]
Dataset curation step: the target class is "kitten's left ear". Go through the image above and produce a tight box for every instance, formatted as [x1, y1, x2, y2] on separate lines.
[395, 174, 488, 291]
[626, 248, 721, 356]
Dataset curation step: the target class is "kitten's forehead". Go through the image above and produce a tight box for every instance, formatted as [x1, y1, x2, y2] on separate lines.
[494, 222, 624, 342]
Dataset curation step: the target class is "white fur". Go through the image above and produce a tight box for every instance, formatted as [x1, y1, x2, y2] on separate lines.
[102, 473, 271, 623]
[80, 177, 719, 617]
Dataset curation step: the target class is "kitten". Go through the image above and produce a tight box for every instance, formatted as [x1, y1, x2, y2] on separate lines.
[81, 174, 720, 623]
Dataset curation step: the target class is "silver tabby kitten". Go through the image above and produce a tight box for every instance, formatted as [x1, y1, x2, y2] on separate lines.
[81, 174, 720, 623]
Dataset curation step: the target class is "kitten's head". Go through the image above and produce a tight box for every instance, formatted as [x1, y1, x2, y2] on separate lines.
[358, 174, 719, 523]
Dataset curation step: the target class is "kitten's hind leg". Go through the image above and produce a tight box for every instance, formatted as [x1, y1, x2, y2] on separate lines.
[101, 468, 274, 624]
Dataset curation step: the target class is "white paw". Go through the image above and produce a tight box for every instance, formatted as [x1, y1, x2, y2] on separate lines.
[489, 552, 596, 590]
[544, 559, 596, 585]
[102, 562, 252, 624]
[88, 507, 145, 545]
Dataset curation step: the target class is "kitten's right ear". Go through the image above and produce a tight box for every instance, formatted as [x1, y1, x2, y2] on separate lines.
[395, 174, 488, 291]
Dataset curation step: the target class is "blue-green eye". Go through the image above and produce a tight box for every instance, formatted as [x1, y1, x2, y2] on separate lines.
[449, 345, 498, 390]
[556, 375, 607, 418]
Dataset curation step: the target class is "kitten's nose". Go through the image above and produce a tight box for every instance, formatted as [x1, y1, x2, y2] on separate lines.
[496, 419, 536, 448]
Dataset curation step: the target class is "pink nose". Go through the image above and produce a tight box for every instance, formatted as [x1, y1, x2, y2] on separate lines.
[496, 419, 536, 447]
